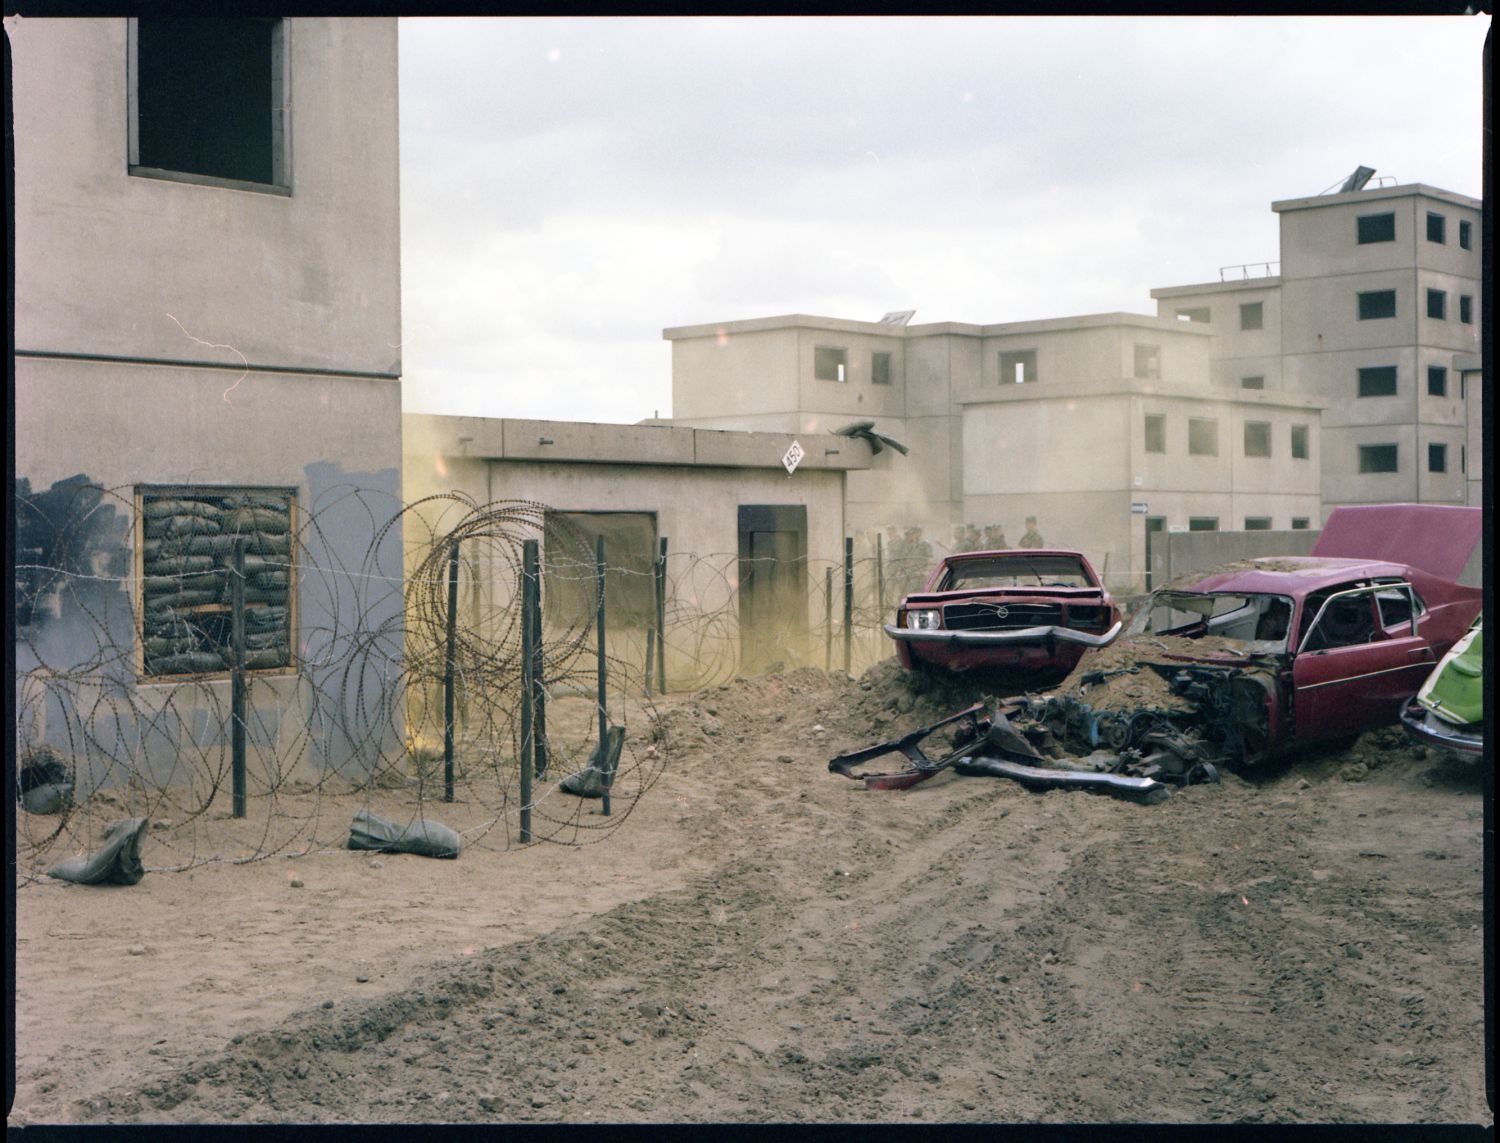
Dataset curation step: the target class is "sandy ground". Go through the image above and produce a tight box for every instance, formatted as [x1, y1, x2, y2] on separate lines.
[8, 662, 1493, 1126]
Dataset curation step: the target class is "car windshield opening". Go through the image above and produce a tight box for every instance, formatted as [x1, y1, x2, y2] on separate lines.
[947, 556, 1090, 589]
[1130, 591, 1294, 649]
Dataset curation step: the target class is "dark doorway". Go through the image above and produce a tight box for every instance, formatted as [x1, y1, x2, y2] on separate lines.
[737, 505, 808, 674]
[1144, 516, 1166, 591]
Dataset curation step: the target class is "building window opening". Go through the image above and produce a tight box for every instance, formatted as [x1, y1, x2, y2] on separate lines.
[131, 18, 288, 191]
[1427, 365, 1448, 397]
[1358, 444, 1399, 474]
[871, 351, 892, 386]
[1243, 421, 1271, 458]
[1427, 443, 1447, 473]
[814, 346, 848, 382]
[1458, 219, 1472, 249]
[1244, 517, 1273, 531]
[1291, 424, 1310, 460]
[1187, 418, 1218, 457]
[138, 487, 295, 677]
[1133, 344, 1161, 380]
[1175, 307, 1211, 323]
[999, 349, 1037, 384]
[1240, 375, 1265, 390]
[1426, 289, 1446, 320]
[1357, 290, 1397, 320]
[1459, 295, 1473, 324]
[1357, 365, 1398, 398]
[1291, 517, 1310, 530]
[1188, 517, 1219, 532]
[1426, 212, 1446, 244]
[1357, 213, 1395, 244]
[1239, 302, 1264, 331]
[1144, 414, 1166, 454]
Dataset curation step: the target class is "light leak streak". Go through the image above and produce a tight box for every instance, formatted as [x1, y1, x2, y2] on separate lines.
[166, 313, 250, 405]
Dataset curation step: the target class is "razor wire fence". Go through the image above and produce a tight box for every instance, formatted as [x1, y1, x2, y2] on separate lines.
[13, 482, 905, 882]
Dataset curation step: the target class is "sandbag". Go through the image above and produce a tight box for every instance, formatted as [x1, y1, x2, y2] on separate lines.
[560, 725, 626, 799]
[20, 756, 74, 815]
[347, 808, 461, 859]
[47, 818, 149, 885]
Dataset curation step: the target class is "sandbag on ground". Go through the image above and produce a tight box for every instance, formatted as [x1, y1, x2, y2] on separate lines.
[47, 818, 150, 885]
[560, 725, 626, 798]
[347, 808, 461, 858]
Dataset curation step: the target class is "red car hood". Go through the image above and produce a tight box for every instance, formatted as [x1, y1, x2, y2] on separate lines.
[1313, 504, 1483, 587]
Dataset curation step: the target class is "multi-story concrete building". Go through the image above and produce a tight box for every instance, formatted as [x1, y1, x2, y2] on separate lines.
[1151, 176, 1482, 515]
[13, 17, 404, 782]
[664, 312, 1324, 592]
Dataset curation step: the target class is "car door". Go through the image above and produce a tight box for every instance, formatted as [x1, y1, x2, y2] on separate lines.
[1291, 584, 1435, 746]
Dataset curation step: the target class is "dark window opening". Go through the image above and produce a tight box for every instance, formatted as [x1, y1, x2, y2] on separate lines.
[1359, 444, 1399, 474]
[1291, 424, 1310, 460]
[1426, 212, 1446, 244]
[1000, 349, 1037, 384]
[1291, 517, 1310, 530]
[814, 346, 847, 382]
[1357, 366, 1397, 398]
[1188, 418, 1218, 457]
[1239, 302, 1264, 331]
[1188, 517, 1219, 532]
[871, 351, 892, 386]
[1144, 414, 1166, 454]
[1358, 290, 1396, 320]
[1459, 295, 1472, 324]
[1133, 344, 1160, 380]
[1426, 289, 1446, 320]
[1243, 421, 1271, 458]
[1357, 213, 1395, 244]
[1240, 375, 1265, 390]
[1458, 219, 1472, 249]
[1427, 365, 1447, 397]
[133, 18, 286, 188]
[139, 487, 295, 677]
[1427, 443, 1447, 473]
[1244, 517, 1273, 531]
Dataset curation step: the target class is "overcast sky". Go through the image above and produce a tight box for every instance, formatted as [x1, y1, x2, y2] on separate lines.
[398, 15, 1488, 426]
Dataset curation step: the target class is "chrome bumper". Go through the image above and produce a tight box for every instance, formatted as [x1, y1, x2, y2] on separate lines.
[1399, 699, 1483, 756]
[884, 619, 1122, 649]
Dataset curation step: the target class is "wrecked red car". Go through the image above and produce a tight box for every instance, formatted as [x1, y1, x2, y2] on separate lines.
[885, 549, 1122, 680]
[997, 504, 1483, 781]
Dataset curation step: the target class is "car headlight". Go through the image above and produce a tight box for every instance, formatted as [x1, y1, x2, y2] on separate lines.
[908, 609, 942, 630]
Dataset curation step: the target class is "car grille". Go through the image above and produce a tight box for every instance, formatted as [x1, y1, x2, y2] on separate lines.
[943, 601, 1063, 631]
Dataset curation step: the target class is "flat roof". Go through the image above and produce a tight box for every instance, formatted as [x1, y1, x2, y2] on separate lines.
[665, 310, 1212, 341]
[1272, 182, 1481, 214]
[1150, 277, 1282, 300]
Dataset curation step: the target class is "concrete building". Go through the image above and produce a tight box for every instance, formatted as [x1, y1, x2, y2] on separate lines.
[13, 18, 404, 783]
[665, 312, 1323, 593]
[403, 414, 872, 686]
[1151, 177, 1483, 516]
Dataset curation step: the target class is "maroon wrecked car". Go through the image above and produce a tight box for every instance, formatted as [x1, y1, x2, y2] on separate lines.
[885, 548, 1122, 680]
[996, 504, 1484, 781]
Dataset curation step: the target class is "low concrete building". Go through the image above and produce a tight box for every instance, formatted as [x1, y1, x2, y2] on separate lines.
[403, 414, 872, 686]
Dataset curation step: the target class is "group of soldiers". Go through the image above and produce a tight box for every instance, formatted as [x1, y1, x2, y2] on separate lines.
[873, 516, 1046, 599]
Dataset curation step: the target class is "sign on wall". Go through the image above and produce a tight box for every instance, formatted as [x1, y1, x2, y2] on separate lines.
[782, 440, 804, 475]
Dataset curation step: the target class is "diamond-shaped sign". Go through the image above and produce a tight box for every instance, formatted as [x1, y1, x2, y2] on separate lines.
[782, 440, 805, 475]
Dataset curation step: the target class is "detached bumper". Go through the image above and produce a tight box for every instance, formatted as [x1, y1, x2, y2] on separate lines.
[1399, 698, 1483, 757]
[884, 619, 1122, 650]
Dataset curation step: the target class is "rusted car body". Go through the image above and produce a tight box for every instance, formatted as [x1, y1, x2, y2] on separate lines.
[999, 504, 1483, 775]
[885, 549, 1121, 680]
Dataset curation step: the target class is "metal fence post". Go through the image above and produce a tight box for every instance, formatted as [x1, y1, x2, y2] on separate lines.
[824, 565, 833, 672]
[595, 535, 611, 817]
[519, 539, 538, 843]
[230, 537, 248, 819]
[843, 536, 854, 674]
[654, 536, 667, 695]
[532, 547, 548, 780]
[443, 540, 459, 802]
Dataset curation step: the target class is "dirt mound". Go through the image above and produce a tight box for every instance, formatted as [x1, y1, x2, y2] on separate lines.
[11, 666, 1490, 1126]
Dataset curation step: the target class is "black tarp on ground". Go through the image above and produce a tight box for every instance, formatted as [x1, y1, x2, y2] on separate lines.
[47, 818, 150, 885]
[347, 808, 462, 858]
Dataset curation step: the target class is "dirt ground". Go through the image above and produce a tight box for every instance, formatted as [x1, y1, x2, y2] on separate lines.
[8, 660, 1493, 1126]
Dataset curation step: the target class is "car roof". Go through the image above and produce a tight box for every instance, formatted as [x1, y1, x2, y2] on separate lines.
[1184, 556, 1420, 597]
[944, 548, 1087, 561]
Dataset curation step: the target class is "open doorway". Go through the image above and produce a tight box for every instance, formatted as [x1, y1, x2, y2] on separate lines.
[737, 505, 808, 674]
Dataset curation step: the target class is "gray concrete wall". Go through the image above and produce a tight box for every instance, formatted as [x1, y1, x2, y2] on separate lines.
[1148, 528, 1321, 592]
